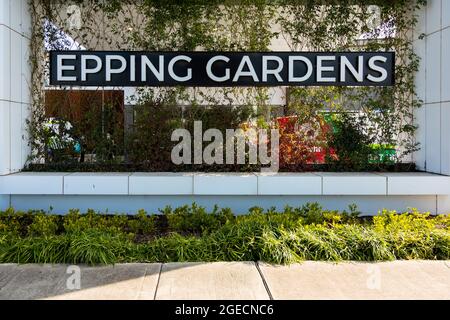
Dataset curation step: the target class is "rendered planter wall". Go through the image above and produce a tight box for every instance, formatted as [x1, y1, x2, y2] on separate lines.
[1, 172, 450, 214]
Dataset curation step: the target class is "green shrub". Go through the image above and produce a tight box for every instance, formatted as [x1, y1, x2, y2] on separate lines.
[0, 208, 26, 236]
[434, 214, 450, 230]
[296, 203, 362, 225]
[326, 113, 376, 170]
[163, 203, 233, 235]
[63, 209, 125, 234]
[373, 209, 435, 233]
[0, 203, 448, 265]
[127, 210, 156, 235]
[27, 214, 59, 237]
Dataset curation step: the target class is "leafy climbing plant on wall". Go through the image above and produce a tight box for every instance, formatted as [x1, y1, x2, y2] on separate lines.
[26, 0, 425, 172]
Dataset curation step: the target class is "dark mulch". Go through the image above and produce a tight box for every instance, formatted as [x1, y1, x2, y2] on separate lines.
[24, 162, 416, 173]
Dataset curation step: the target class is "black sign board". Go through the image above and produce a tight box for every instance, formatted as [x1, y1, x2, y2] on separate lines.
[50, 51, 395, 87]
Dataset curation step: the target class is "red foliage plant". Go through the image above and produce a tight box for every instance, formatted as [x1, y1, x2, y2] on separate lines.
[276, 115, 336, 167]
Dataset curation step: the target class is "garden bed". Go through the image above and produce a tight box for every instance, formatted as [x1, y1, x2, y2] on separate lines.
[0, 203, 448, 265]
[24, 162, 416, 173]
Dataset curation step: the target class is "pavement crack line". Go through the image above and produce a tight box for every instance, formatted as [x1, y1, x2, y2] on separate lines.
[255, 262, 274, 300]
[153, 263, 163, 300]
[136, 265, 149, 300]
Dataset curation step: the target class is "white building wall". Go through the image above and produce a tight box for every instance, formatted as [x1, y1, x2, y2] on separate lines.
[413, 0, 450, 212]
[0, 0, 31, 206]
[414, 0, 450, 175]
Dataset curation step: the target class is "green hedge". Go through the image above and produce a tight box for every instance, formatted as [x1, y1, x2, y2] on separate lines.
[0, 203, 449, 264]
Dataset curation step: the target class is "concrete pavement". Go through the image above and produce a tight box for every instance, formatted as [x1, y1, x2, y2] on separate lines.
[0, 261, 449, 300]
[259, 261, 450, 300]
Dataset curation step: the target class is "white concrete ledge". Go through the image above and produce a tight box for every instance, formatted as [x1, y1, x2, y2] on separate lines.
[0, 171, 449, 196]
[321, 172, 387, 195]
[194, 173, 258, 195]
[257, 172, 322, 195]
[64, 173, 130, 195]
[0, 172, 67, 195]
[380, 172, 450, 195]
[129, 172, 193, 195]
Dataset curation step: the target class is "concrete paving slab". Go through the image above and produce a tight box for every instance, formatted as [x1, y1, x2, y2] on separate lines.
[47, 263, 161, 300]
[258, 260, 450, 300]
[155, 262, 270, 300]
[0, 264, 23, 289]
[0, 264, 68, 300]
[0, 264, 161, 300]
